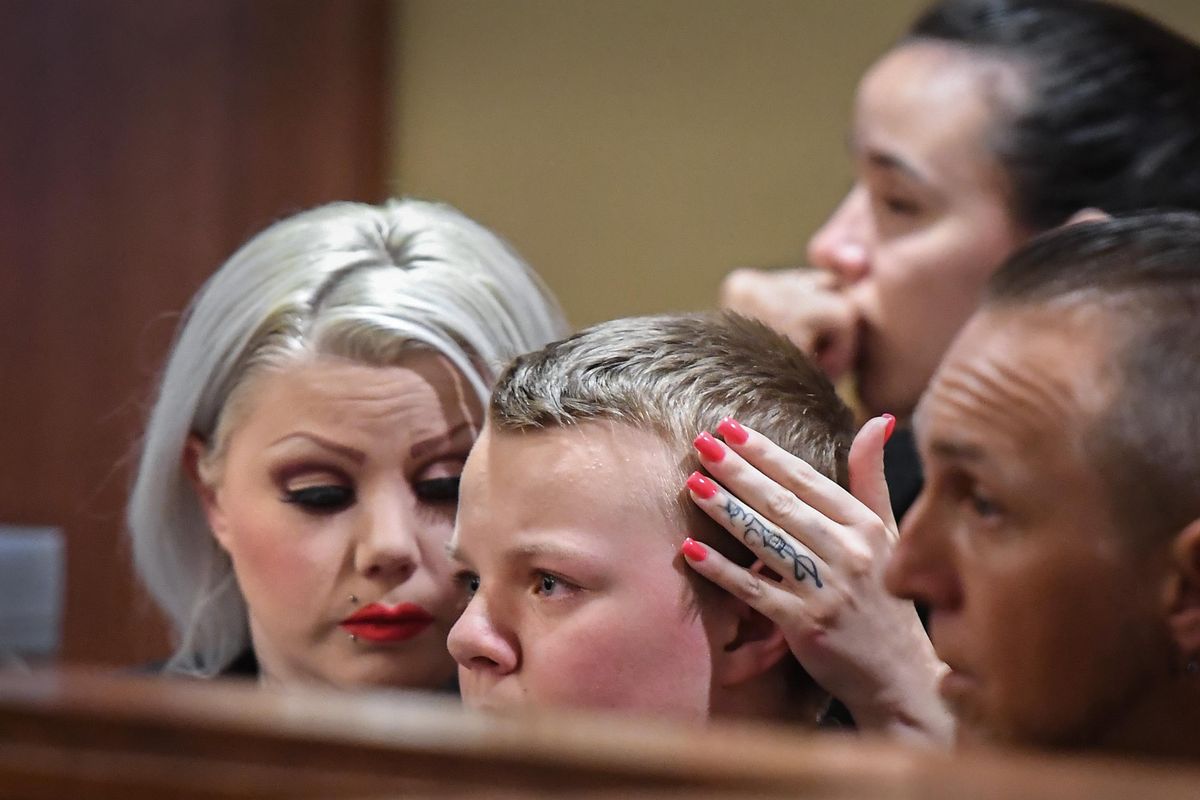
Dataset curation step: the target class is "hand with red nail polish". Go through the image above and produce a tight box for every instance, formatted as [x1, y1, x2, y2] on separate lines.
[686, 471, 718, 499]
[681, 416, 952, 746]
[693, 431, 725, 462]
[882, 413, 896, 443]
[716, 417, 749, 446]
[680, 537, 707, 562]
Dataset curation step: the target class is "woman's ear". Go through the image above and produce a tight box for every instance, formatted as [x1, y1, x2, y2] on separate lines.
[1166, 518, 1200, 664]
[183, 433, 230, 550]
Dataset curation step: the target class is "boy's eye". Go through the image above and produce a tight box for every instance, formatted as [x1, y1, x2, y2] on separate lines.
[457, 571, 480, 597]
[534, 572, 572, 597]
[415, 476, 461, 503]
[283, 485, 354, 512]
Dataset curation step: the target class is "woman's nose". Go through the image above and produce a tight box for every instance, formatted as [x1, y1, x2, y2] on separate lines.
[807, 185, 871, 286]
[354, 489, 420, 583]
[447, 594, 518, 676]
[885, 491, 964, 612]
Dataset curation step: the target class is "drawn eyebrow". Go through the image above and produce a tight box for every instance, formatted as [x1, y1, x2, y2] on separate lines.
[410, 421, 476, 460]
[267, 432, 365, 464]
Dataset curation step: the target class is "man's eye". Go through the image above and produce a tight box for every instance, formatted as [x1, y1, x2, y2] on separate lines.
[415, 476, 461, 503]
[283, 485, 354, 512]
[969, 492, 1001, 519]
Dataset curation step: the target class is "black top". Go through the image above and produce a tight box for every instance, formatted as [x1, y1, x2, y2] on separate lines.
[884, 427, 924, 523]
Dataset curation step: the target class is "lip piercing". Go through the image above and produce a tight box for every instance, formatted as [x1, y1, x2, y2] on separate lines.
[349, 633, 358, 643]
[349, 594, 358, 604]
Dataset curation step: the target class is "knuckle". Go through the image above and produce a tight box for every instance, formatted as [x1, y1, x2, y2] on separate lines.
[856, 519, 891, 547]
[763, 488, 799, 524]
[738, 573, 765, 603]
[807, 598, 843, 629]
[841, 546, 875, 580]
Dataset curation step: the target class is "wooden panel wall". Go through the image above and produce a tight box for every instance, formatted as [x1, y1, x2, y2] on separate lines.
[0, 0, 390, 665]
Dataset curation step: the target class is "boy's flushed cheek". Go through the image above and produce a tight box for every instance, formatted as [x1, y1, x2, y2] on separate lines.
[528, 591, 713, 716]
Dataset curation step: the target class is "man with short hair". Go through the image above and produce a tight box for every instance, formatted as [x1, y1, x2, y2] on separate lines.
[887, 212, 1200, 757]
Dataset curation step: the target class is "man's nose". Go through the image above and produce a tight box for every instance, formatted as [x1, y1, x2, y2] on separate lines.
[807, 185, 871, 286]
[885, 490, 964, 611]
[447, 592, 519, 676]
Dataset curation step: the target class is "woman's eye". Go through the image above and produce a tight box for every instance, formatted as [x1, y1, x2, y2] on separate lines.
[882, 196, 921, 216]
[415, 476, 461, 503]
[283, 485, 354, 512]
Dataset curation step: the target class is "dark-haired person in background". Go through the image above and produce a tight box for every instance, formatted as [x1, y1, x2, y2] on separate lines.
[703, 0, 1200, 740]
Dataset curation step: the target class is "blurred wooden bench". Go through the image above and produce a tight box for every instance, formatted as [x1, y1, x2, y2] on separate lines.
[0, 668, 1196, 799]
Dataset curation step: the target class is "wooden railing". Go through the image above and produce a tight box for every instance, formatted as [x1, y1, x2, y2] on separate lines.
[0, 668, 1197, 799]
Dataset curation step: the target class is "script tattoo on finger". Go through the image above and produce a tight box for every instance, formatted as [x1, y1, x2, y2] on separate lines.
[723, 500, 823, 588]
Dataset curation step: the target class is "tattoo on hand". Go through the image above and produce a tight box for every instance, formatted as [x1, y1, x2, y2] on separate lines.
[724, 500, 822, 588]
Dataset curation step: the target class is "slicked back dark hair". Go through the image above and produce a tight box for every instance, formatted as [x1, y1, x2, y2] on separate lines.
[908, 0, 1200, 230]
[985, 211, 1200, 543]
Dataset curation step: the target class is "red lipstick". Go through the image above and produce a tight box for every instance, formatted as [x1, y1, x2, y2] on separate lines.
[340, 602, 435, 643]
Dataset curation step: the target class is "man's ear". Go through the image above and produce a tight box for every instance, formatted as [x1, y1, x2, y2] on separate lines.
[1064, 207, 1111, 226]
[1166, 518, 1200, 663]
[183, 434, 230, 550]
[711, 563, 791, 688]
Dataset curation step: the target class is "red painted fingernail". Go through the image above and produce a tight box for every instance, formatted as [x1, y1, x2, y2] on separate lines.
[686, 471, 719, 499]
[716, 417, 749, 446]
[882, 413, 896, 443]
[681, 537, 708, 562]
[693, 431, 725, 462]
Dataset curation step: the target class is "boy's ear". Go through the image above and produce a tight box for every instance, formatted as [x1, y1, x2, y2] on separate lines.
[183, 433, 230, 550]
[1166, 518, 1200, 665]
[711, 562, 791, 689]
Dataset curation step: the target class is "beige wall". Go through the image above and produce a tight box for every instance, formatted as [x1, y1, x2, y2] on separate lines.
[390, 0, 1200, 329]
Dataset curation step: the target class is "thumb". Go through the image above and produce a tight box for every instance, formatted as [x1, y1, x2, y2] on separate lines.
[848, 415, 898, 536]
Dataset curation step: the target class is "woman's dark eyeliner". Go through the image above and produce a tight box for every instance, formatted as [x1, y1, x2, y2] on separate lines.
[283, 485, 354, 512]
[416, 475, 461, 502]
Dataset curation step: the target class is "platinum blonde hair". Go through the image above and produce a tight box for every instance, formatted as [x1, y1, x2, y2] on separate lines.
[128, 199, 568, 675]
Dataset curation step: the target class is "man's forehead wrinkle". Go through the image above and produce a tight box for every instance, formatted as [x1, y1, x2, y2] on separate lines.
[926, 344, 1083, 456]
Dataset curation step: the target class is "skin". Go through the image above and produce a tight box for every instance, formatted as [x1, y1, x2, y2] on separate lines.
[192, 351, 482, 688]
[448, 421, 779, 723]
[723, 42, 1032, 419]
[683, 416, 953, 745]
[885, 305, 1184, 750]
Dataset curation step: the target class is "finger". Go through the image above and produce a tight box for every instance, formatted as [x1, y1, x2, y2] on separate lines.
[692, 432, 845, 562]
[680, 537, 808, 624]
[702, 422, 872, 528]
[718, 268, 857, 361]
[848, 415, 899, 537]
[686, 472, 832, 591]
[814, 307, 861, 383]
